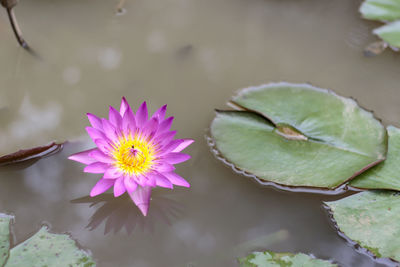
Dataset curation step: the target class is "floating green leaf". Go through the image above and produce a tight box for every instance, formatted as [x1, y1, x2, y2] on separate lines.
[238, 251, 338, 267]
[210, 83, 387, 189]
[350, 126, 400, 190]
[0, 214, 12, 267]
[373, 21, 400, 48]
[5, 226, 95, 267]
[325, 191, 400, 262]
[0, 212, 95, 267]
[360, 0, 400, 22]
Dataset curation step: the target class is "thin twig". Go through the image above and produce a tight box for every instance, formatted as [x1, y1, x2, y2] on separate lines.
[5, 7, 39, 57]
[7, 8, 27, 48]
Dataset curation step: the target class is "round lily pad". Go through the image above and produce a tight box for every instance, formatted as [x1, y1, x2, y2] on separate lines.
[0, 212, 95, 266]
[4, 226, 95, 267]
[325, 190, 400, 263]
[238, 251, 338, 267]
[210, 83, 387, 190]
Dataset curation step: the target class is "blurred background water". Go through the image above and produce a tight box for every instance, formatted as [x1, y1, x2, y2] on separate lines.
[0, 0, 399, 266]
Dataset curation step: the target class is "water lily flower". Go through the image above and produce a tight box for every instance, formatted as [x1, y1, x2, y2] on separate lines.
[69, 98, 193, 216]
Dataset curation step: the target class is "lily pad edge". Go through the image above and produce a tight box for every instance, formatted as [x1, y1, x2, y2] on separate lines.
[238, 250, 339, 267]
[207, 123, 349, 195]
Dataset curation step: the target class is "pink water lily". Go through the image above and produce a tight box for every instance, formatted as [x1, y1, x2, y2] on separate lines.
[69, 98, 193, 216]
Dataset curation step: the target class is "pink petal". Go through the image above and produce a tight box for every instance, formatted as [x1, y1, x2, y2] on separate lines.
[114, 177, 126, 197]
[172, 139, 194, 152]
[86, 127, 107, 142]
[157, 117, 174, 134]
[142, 117, 158, 140]
[87, 113, 103, 130]
[135, 101, 148, 128]
[148, 172, 173, 189]
[151, 104, 167, 121]
[122, 106, 136, 135]
[103, 167, 122, 179]
[163, 172, 190, 187]
[90, 179, 114, 197]
[89, 149, 114, 163]
[162, 152, 191, 164]
[102, 118, 119, 142]
[154, 131, 176, 148]
[124, 176, 138, 193]
[144, 174, 156, 187]
[154, 162, 175, 172]
[95, 139, 113, 154]
[68, 148, 97, 164]
[157, 139, 185, 155]
[120, 97, 130, 116]
[128, 186, 152, 216]
[84, 162, 109, 173]
[134, 174, 148, 187]
[109, 106, 123, 128]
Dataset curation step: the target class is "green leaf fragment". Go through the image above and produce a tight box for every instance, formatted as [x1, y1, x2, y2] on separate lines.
[373, 20, 400, 48]
[325, 191, 400, 262]
[360, 0, 400, 22]
[238, 251, 338, 267]
[350, 126, 400, 190]
[0, 214, 13, 267]
[210, 83, 387, 189]
[5, 226, 95, 267]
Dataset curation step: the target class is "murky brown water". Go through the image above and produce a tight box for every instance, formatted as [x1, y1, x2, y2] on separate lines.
[0, 0, 399, 266]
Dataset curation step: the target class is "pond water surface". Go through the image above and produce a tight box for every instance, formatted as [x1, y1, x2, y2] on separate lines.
[0, 0, 399, 266]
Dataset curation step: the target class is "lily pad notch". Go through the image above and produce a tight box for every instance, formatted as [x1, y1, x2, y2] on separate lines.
[209, 82, 387, 193]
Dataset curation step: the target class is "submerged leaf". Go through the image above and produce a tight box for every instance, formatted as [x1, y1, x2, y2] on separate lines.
[325, 191, 400, 262]
[363, 41, 388, 57]
[5, 226, 95, 267]
[350, 126, 400, 190]
[373, 20, 400, 48]
[0, 214, 12, 267]
[238, 251, 337, 267]
[0, 142, 63, 168]
[210, 83, 387, 190]
[360, 0, 400, 22]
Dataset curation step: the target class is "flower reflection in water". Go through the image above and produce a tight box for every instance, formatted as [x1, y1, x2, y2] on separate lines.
[71, 190, 184, 235]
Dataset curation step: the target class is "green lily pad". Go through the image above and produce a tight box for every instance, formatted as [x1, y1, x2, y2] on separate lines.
[5, 226, 95, 267]
[373, 20, 400, 48]
[360, 0, 400, 22]
[238, 251, 338, 267]
[350, 126, 400, 190]
[0, 212, 95, 267]
[0, 214, 12, 267]
[210, 83, 387, 189]
[325, 191, 400, 262]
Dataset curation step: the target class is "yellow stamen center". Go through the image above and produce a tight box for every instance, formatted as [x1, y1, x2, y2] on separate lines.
[111, 134, 156, 176]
